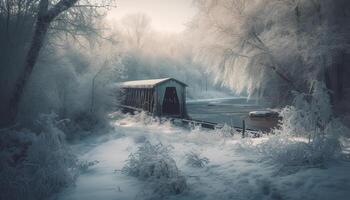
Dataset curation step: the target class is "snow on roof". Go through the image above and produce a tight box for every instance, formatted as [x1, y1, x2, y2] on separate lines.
[119, 78, 187, 88]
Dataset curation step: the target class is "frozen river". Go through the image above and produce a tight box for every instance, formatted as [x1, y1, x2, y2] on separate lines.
[187, 97, 278, 131]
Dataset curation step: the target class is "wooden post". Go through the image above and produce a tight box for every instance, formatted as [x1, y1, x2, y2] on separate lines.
[242, 120, 246, 138]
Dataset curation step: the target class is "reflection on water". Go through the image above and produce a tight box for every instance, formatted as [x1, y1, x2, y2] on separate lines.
[187, 97, 279, 131]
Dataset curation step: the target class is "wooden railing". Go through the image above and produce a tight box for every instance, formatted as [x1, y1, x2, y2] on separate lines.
[116, 104, 261, 137]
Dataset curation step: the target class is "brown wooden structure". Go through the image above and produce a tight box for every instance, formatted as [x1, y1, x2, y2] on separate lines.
[119, 78, 188, 118]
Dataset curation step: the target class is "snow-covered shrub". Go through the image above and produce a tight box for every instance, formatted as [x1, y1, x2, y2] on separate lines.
[215, 123, 262, 138]
[59, 111, 100, 140]
[56, 110, 115, 141]
[185, 151, 209, 168]
[133, 111, 160, 125]
[122, 141, 187, 196]
[0, 113, 78, 200]
[215, 124, 238, 137]
[124, 111, 168, 126]
[256, 135, 341, 168]
[78, 160, 100, 173]
[188, 121, 203, 132]
[274, 82, 332, 138]
[257, 82, 347, 167]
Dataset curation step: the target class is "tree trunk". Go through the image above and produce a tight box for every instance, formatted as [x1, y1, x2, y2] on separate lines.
[325, 51, 345, 103]
[8, 16, 50, 124]
[2, 0, 79, 126]
[336, 52, 345, 100]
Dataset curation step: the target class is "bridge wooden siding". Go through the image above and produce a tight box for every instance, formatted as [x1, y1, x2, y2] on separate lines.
[118, 78, 188, 118]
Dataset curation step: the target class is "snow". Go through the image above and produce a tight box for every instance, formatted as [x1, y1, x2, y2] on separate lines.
[249, 110, 276, 115]
[118, 78, 187, 88]
[55, 112, 350, 200]
[249, 110, 279, 118]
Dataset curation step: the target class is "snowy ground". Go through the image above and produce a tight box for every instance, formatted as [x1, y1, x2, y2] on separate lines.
[55, 113, 350, 200]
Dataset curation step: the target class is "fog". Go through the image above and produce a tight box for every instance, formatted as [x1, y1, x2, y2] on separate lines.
[111, 13, 232, 99]
[0, 2, 232, 126]
[1, 1, 350, 200]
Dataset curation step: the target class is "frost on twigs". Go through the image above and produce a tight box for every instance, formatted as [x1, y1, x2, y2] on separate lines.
[185, 151, 209, 168]
[257, 81, 348, 168]
[215, 123, 238, 137]
[122, 141, 187, 197]
[123, 111, 172, 127]
[78, 160, 99, 173]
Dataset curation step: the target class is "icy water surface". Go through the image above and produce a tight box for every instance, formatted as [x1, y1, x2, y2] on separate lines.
[187, 97, 278, 131]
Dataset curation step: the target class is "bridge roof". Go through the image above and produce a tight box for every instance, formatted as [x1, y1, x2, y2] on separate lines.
[119, 78, 187, 89]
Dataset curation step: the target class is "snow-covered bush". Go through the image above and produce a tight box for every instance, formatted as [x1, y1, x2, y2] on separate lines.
[188, 121, 203, 132]
[122, 141, 187, 196]
[274, 82, 332, 138]
[132, 111, 161, 125]
[58, 111, 110, 141]
[78, 160, 100, 173]
[185, 151, 209, 168]
[215, 124, 238, 137]
[0, 113, 78, 200]
[257, 82, 347, 167]
[256, 135, 341, 168]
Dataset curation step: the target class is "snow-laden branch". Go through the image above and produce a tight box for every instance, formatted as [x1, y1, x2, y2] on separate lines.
[46, 0, 79, 21]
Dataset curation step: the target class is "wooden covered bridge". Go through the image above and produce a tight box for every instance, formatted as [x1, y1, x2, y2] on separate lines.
[117, 77, 261, 135]
[119, 78, 188, 118]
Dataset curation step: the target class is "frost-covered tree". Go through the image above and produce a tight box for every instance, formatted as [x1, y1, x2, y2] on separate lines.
[0, 0, 113, 126]
[191, 0, 350, 107]
[121, 13, 152, 49]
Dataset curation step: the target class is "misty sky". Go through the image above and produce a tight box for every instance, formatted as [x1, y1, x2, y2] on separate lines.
[107, 0, 196, 33]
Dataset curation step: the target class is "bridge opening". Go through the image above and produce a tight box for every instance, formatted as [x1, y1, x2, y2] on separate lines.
[162, 87, 180, 115]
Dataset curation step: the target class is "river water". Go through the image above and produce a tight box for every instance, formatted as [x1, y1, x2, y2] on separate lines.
[186, 97, 278, 131]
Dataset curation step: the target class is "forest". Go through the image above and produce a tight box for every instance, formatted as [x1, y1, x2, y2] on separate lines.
[0, 0, 350, 200]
